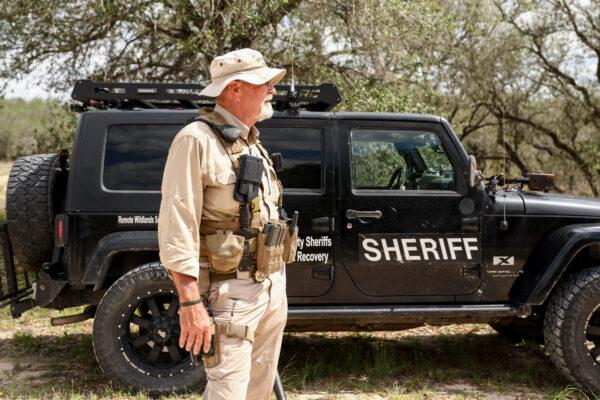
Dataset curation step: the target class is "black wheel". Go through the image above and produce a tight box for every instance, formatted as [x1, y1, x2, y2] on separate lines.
[92, 262, 204, 394]
[6, 152, 68, 271]
[490, 316, 544, 343]
[544, 267, 600, 393]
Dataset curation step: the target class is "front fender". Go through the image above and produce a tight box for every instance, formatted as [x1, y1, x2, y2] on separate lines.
[81, 231, 158, 290]
[510, 223, 600, 305]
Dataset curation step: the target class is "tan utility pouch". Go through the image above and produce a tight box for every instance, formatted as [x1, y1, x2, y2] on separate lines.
[283, 227, 299, 264]
[205, 231, 245, 274]
[255, 232, 285, 279]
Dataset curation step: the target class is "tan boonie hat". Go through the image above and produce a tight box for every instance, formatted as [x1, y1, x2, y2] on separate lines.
[200, 48, 286, 97]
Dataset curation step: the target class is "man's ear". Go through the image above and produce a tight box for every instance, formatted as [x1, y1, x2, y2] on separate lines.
[220, 81, 238, 98]
[231, 80, 241, 94]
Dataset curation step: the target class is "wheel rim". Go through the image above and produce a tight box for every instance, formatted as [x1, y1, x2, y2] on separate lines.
[117, 289, 195, 377]
[585, 305, 600, 364]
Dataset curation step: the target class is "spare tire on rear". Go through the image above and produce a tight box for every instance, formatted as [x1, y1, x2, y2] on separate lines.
[5, 152, 68, 272]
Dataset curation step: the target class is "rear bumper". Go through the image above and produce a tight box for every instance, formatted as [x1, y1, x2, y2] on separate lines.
[0, 223, 36, 317]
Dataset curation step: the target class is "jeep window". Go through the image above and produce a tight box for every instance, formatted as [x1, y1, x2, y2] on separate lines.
[103, 124, 179, 191]
[351, 129, 455, 191]
[258, 127, 322, 190]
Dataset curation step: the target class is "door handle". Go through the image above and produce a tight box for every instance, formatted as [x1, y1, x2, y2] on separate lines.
[346, 210, 382, 220]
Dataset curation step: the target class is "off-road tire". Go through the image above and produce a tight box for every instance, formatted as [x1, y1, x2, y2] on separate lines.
[544, 267, 600, 393]
[92, 262, 204, 395]
[5, 153, 66, 271]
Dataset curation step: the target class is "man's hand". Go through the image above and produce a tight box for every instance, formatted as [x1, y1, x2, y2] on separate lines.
[170, 270, 213, 354]
[179, 302, 213, 355]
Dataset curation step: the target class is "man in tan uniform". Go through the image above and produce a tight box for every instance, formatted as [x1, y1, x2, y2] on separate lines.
[158, 49, 292, 399]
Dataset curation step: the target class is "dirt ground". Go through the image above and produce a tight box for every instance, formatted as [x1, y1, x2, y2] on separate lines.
[0, 306, 589, 400]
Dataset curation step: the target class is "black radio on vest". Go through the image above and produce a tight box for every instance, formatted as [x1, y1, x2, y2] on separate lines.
[234, 155, 264, 203]
[235, 155, 264, 232]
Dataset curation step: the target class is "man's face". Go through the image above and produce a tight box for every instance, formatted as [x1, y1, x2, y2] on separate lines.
[237, 80, 276, 122]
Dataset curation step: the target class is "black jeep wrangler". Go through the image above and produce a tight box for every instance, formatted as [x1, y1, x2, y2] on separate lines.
[2, 80, 600, 394]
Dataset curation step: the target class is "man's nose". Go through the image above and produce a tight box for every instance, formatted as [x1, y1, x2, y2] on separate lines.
[266, 84, 276, 95]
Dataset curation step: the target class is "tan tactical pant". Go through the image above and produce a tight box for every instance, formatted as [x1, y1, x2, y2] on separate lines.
[203, 270, 287, 400]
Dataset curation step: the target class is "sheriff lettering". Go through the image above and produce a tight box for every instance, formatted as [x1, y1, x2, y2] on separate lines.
[359, 233, 481, 264]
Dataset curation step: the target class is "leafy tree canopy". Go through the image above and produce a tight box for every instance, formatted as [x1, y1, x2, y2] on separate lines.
[0, 0, 599, 196]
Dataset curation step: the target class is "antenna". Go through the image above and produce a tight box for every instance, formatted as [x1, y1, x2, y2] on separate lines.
[287, 12, 299, 115]
[500, 104, 509, 232]
[289, 13, 295, 91]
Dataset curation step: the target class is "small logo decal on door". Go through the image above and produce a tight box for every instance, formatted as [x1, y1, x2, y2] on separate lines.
[493, 256, 514, 266]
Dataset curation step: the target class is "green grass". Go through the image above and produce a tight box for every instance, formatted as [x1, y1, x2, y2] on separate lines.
[278, 330, 568, 394]
[0, 306, 587, 399]
[553, 386, 600, 400]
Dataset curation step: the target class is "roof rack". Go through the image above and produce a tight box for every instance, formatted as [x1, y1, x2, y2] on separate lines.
[70, 79, 341, 113]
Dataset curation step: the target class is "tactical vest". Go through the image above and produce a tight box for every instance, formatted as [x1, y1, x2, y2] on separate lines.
[190, 111, 284, 227]
[188, 111, 288, 283]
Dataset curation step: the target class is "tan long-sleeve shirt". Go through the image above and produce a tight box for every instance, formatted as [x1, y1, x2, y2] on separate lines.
[157, 104, 282, 279]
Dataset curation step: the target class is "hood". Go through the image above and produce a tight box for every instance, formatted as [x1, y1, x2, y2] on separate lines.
[520, 191, 600, 217]
[490, 191, 525, 214]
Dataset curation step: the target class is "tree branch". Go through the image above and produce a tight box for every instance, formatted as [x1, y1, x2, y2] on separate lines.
[491, 106, 598, 196]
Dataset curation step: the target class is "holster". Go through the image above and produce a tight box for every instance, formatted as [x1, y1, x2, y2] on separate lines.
[189, 317, 220, 369]
[201, 328, 220, 369]
[192, 320, 255, 369]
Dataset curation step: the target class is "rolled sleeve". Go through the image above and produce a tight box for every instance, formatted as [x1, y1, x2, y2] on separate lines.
[158, 134, 206, 278]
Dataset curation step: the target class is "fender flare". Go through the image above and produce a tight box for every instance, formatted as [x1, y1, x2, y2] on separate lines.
[81, 231, 158, 290]
[510, 223, 600, 305]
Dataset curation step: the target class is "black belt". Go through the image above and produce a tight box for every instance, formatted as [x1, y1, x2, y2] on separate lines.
[209, 271, 238, 282]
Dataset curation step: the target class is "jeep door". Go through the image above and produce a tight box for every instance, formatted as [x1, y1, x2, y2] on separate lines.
[337, 117, 482, 297]
[257, 115, 336, 298]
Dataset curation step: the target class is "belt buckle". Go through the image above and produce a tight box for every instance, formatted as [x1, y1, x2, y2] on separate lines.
[252, 268, 268, 283]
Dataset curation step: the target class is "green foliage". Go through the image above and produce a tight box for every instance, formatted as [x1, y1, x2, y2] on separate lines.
[353, 144, 405, 188]
[0, 0, 598, 196]
[419, 146, 453, 172]
[0, 99, 75, 159]
[581, 143, 600, 175]
[341, 79, 434, 114]
[0, 0, 302, 92]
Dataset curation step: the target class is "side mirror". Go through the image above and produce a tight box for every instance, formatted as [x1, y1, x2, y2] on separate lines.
[468, 155, 484, 188]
